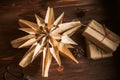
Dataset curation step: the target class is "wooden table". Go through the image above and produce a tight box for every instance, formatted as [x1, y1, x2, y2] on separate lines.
[0, 0, 120, 80]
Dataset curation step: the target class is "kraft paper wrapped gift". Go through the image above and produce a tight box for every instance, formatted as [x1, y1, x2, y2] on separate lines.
[86, 39, 113, 60]
[82, 20, 120, 52]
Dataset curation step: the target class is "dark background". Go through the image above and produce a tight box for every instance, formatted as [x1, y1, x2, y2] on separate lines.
[0, 0, 120, 80]
[102, 0, 120, 73]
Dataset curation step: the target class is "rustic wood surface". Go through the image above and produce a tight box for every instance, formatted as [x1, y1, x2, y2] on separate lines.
[0, 0, 120, 80]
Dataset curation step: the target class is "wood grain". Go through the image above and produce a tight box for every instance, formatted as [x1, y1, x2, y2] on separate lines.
[0, 0, 120, 80]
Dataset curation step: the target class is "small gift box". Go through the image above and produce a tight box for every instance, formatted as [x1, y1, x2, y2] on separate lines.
[82, 20, 120, 52]
[86, 39, 112, 60]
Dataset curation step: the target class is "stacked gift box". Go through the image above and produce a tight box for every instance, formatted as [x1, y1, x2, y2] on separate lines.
[82, 20, 120, 60]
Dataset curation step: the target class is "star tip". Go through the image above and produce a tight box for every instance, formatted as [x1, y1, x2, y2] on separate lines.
[76, 60, 79, 64]
[31, 57, 34, 63]
[62, 12, 64, 15]
[58, 63, 62, 66]
[10, 40, 13, 44]
[19, 19, 22, 21]
[10, 41, 18, 48]
[43, 75, 48, 77]
[19, 19, 24, 22]
[75, 42, 78, 45]
[34, 14, 37, 16]
[19, 63, 25, 68]
[18, 46, 22, 48]
[12, 46, 18, 48]
[48, 6, 51, 9]
[34, 14, 39, 18]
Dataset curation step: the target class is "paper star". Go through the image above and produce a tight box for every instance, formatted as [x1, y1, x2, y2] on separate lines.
[11, 7, 81, 77]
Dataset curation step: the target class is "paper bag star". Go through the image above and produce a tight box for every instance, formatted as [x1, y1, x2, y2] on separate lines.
[11, 7, 81, 77]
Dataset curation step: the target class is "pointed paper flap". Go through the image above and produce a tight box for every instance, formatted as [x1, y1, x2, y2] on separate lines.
[42, 47, 47, 77]
[63, 25, 81, 36]
[50, 33, 61, 40]
[45, 7, 51, 24]
[11, 35, 35, 48]
[19, 28, 36, 34]
[49, 38, 61, 66]
[61, 35, 77, 45]
[42, 47, 52, 77]
[19, 44, 36, 67]
[32, 43, 42, 60]
[58, 42, 79, 64]
[19, 19, 40, 31]
[49, 37, 59, 47]
[65, 44, 74, 48]
[59, 21, 80, 31]
[52, 21, 81, 34]
[31, 43, 43, 62]
[47, 8, 54, 29]
[53, 12, 64, 26]
[50, 47, 61, 66]
[32, 36, 47, 60]
[19, 38, 36, 48]
[35, 14, 44, 27]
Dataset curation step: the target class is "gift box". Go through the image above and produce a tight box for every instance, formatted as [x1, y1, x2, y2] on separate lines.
[86, 39, 112, 60]
[82, 20, 120, 52]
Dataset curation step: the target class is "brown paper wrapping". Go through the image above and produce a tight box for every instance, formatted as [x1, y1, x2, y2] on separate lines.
[83, 20, 120, 52]
[86, 39, 112, 60]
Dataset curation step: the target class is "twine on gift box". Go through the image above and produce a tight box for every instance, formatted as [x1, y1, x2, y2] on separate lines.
[100, 24, 111, 42]
[81, 23, 118, 43]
